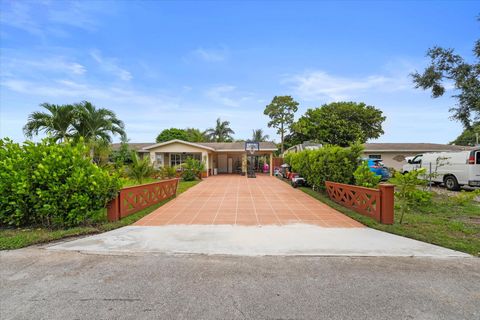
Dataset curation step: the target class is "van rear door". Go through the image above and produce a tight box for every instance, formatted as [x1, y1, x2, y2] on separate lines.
[468, 150, 480, 187]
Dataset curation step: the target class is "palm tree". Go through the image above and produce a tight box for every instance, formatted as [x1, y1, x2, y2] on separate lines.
[72, 101, 126, 157]
[23, 103, 76, 142]
[251, 129, 269, 142]
[204, 118, 235, 142]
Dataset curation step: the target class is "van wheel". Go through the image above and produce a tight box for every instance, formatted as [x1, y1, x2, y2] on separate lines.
[444, 176, 460, 191]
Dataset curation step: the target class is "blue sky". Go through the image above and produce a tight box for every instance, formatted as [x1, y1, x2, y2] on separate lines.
[0, 1, 478, 144]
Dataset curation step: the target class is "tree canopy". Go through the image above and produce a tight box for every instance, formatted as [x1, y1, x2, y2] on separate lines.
[450, 122, 480, 146]
[156, 128, 190, 143]
[291, 102, 385, 147]
[264, 95, 298, 153]
[23, 101, 126, 146]
[23, 103, 76, 142]
[251, 129, 269, 142]
[412, 19, 480, 128]
[204, 118, 235, 142]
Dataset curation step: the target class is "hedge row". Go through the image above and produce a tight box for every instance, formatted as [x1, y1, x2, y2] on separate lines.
[0, 138, 122, 228]
[284, 143, 363, 189]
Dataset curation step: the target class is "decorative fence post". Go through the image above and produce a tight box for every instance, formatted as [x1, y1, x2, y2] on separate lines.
[379, 184, 395, 224]
[107, 196, 120, 222]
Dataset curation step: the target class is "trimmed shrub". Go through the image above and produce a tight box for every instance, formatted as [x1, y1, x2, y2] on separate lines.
[284, 143, 363, 189]
[0, 138, 121, 228]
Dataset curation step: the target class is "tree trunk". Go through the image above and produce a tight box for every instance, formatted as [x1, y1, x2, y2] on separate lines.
[280, 123, 284, 154]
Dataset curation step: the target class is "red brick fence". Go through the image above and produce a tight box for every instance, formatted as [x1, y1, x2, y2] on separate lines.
[325, 181, 394, 224]
[107, 178, 180, 222]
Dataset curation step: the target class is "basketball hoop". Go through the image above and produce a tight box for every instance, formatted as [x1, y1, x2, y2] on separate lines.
[245, 142, 260, 154]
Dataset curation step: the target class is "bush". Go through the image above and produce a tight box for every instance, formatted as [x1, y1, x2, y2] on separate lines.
[159, 166, 177, 179]
[0, 138, 121, 228]
[446, 189, 480, 206]
[181, 157, 205, 181]
[389, 169, 431, 223]
[354, 160, 381, 188]
[127, 152, 156, 184]
[284, 143, 363, 189]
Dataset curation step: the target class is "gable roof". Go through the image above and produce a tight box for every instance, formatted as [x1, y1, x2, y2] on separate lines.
[142, 139, 216, 151]
[196, 141, 277, 151]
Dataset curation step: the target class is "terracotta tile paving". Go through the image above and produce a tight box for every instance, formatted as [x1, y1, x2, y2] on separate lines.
[135, 175, 364, 228]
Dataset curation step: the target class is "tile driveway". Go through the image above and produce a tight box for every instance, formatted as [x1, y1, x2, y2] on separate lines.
[135, 175, 364, 228]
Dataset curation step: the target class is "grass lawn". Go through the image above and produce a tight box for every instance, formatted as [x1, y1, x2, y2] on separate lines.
[0, 180, 200, 250]
[299, 186, 480, 256]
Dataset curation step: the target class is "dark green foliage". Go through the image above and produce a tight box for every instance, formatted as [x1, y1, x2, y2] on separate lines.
[264, 96, 299, 153]
[412, 22, 480, 127]
[354, 161, 381, 188]
[450, 122, 480, 146]
[185, 128, 208, 142]
[284, 143, 363, 189]
[292, 102, 385, 147]
[156, 128, 190, 142]
[127, 152, 156, 184]
[0, 138, 121, 228]
[181, 157, 205, 181]
[204, 118, 235, 142]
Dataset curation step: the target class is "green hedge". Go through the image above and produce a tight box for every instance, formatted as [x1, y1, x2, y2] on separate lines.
[284, 143, 363, 189]
[0, 138, 121, 228]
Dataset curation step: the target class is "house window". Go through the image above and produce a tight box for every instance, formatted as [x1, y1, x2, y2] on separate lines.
[170, 153, 201, 167]
[368, 154, 382, 159]
[155, 153, 163, 167]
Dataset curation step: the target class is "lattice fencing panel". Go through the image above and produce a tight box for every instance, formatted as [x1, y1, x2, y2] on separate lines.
[118, 178, 179, 218]
[325, 181, 381, 222]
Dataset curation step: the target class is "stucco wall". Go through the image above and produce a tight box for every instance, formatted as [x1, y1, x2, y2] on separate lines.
[363, 152, 420, 170]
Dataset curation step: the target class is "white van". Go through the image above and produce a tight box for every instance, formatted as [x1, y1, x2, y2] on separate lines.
[401, 149, 480, 190]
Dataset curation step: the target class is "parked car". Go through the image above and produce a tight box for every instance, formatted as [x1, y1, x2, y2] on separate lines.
[363, 158, 390, 181]
[401, 149, 480, 190]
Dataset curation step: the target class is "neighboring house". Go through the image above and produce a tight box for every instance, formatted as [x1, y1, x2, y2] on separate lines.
[284, 141, 322, 154]
[281, 142, 471, 170]
[362, 143, 472, 170]
[112, 139, 277, 176]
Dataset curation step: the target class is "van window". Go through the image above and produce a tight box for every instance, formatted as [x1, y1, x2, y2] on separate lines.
[412, 155, 422, 164]
[476, 151, 480, 165]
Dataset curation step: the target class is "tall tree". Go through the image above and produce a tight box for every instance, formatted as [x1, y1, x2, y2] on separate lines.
[264, 95, 299, 153]
[204, 118, 235, 142]
[185, 128, 208, 142]
[23, 103, 76, 142]
[412, 19, 480, 128]
[291, 102, 385, 147]
[156, 128, 189, 142]
[251, 129, 269, 142]
[72, 101, 126, 157]
[450, 122, 480, 146]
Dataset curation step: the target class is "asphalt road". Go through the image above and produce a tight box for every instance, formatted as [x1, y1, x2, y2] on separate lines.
[1, 248, 479, 320]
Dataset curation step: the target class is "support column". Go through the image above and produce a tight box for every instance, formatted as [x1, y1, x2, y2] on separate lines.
[270, 153, 273, 176]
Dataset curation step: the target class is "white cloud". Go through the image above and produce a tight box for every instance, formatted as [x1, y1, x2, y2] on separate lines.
[190, 47, 228, 62]
[0, 1, 106, 37]
[206, 85, 239, 107]
[90, 50, 132, 81]
[287, 70, 412, 101]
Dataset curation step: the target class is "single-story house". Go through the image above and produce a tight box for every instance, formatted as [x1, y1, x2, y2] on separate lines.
[112, 139, 278, 176]
[362, 143, 472, 170]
